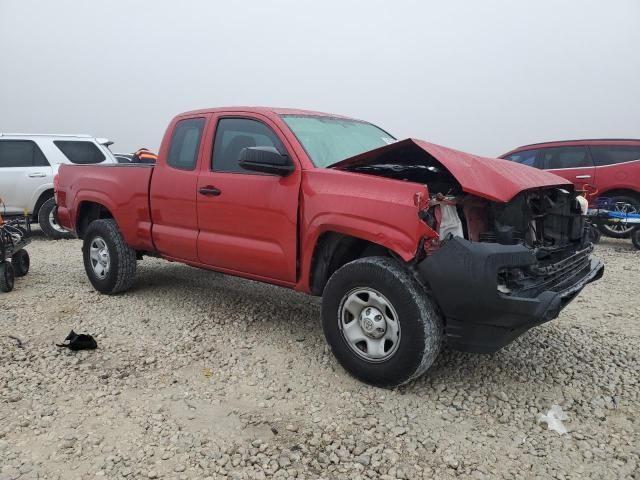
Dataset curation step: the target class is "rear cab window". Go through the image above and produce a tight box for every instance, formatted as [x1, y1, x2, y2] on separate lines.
[590, 145, 640, 166]
[0, 140, 49, 167]
[54, 141, 106, 164]
[167, 118, 205, 170]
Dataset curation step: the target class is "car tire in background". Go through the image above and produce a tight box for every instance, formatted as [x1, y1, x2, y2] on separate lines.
[0, 262, 15, 292]
[321, 256, 443, 388]
[597, 194, 639, 239]
[82, 219, 137, 295]
[11, 250, 30, 277]
[38, 197, 73, 240]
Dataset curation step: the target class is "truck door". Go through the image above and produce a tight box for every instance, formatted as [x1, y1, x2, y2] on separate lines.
[149, 116, 206, 261]
[540, 146, 596, 191]
[196, 115, 301, 283]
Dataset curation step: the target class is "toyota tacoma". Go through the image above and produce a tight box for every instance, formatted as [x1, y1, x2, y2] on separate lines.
[55, 107, 604, 387]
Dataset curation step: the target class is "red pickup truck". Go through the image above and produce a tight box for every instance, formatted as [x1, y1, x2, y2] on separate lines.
[56, 107, 603, 387]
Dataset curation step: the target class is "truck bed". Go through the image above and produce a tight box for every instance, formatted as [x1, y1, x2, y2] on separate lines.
[56, 164, 155, 251]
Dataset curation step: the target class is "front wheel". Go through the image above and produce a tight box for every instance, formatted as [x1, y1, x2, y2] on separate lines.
[82, 219, 137, 294]
[38, 198, 73, 239]
[322, 257, 443, 388]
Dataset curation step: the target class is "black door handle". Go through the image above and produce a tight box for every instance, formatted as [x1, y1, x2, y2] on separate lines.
[199, 186, 221, 196]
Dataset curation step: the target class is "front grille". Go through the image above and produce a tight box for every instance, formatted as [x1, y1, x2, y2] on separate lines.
[502, 246, 593, 297]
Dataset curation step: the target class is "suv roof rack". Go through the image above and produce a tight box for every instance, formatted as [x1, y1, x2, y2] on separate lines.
[0, 133, 93, 138]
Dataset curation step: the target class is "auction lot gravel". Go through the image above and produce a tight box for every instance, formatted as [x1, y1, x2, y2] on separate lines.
[1, 234, 638, 480]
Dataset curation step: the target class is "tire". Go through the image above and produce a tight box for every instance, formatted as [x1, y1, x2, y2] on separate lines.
[321, 256, 443, 388]
[632, 228, 640, 250]
[587, 224, 601, 244]
[11, 249, 30, 277]
[597, 195, 639, 239]
[0, 262, 15, 293]
[38, 197, 73, 240]
[82, 219, 137, 294]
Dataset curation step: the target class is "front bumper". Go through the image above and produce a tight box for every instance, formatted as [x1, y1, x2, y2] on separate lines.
[417, 238, 604, 353]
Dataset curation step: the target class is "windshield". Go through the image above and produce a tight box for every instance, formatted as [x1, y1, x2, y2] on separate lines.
[281, 115, 395, 168]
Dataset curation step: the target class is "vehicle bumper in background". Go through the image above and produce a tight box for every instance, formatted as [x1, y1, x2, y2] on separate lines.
[417, 238, 604, 353]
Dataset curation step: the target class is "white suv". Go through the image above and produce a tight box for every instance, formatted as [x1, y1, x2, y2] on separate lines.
[0, 133, 118, 238]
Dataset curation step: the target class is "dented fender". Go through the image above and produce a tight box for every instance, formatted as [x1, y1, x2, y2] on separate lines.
[296, 168, 435, 292]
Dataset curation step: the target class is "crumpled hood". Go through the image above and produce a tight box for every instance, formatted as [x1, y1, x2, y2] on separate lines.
[329, 138, 572, 203]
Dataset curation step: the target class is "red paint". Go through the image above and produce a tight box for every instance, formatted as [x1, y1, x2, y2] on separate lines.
[332, 138, 572, 203]
[57, 107, 580, 294]
[501, 139, 640, 200]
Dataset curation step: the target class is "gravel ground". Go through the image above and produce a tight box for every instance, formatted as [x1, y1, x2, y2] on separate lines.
[1, 233, 638, 480]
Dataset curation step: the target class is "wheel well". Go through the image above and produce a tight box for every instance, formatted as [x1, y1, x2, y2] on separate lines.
[309, 232, 391, 296]
[32, 189, 54, 219]
[76, 202, 114, 239]
[597, 189, 640, 200]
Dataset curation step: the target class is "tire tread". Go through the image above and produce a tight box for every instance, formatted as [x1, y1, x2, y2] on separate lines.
[38, 197, 73, 240]
[0, 262, 15, 292]
[83, 219, 137, 294]
[11, 249, 30, 277]
[322, 256, 442, 387]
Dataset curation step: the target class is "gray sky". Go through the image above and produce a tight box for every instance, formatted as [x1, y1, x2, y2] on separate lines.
[1, 0, 639, 156]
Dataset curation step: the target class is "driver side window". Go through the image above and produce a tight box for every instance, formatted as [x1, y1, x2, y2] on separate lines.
[505, 149, 539, 167]
[211, 118, 285, 174]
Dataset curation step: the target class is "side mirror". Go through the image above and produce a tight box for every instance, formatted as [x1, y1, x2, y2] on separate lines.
[239, 147, 294, 176]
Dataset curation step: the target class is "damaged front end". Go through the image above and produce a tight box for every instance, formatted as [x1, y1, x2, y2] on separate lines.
[332, 139, 604, 353]
[418, 188, 604, 353]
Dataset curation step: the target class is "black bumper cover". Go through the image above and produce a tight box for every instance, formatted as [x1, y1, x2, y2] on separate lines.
[417, 238, 604, 353]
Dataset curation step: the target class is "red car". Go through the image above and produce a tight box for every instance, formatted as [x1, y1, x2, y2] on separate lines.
[56, 107, 603, 387]
[501, 139, 640, 237]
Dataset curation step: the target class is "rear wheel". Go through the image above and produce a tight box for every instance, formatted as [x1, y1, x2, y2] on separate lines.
[11, 249, 30, 277]
[38, 197, 73, 239]
[0, 262, 15, 292]
[82, 219, 137, 294]
[322, 256, 443, 388]
[597, 195, 639, 238]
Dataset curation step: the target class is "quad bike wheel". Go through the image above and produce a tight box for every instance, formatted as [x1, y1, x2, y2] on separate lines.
[11, 249, 30, 277]
[0, 262, 15, 293]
